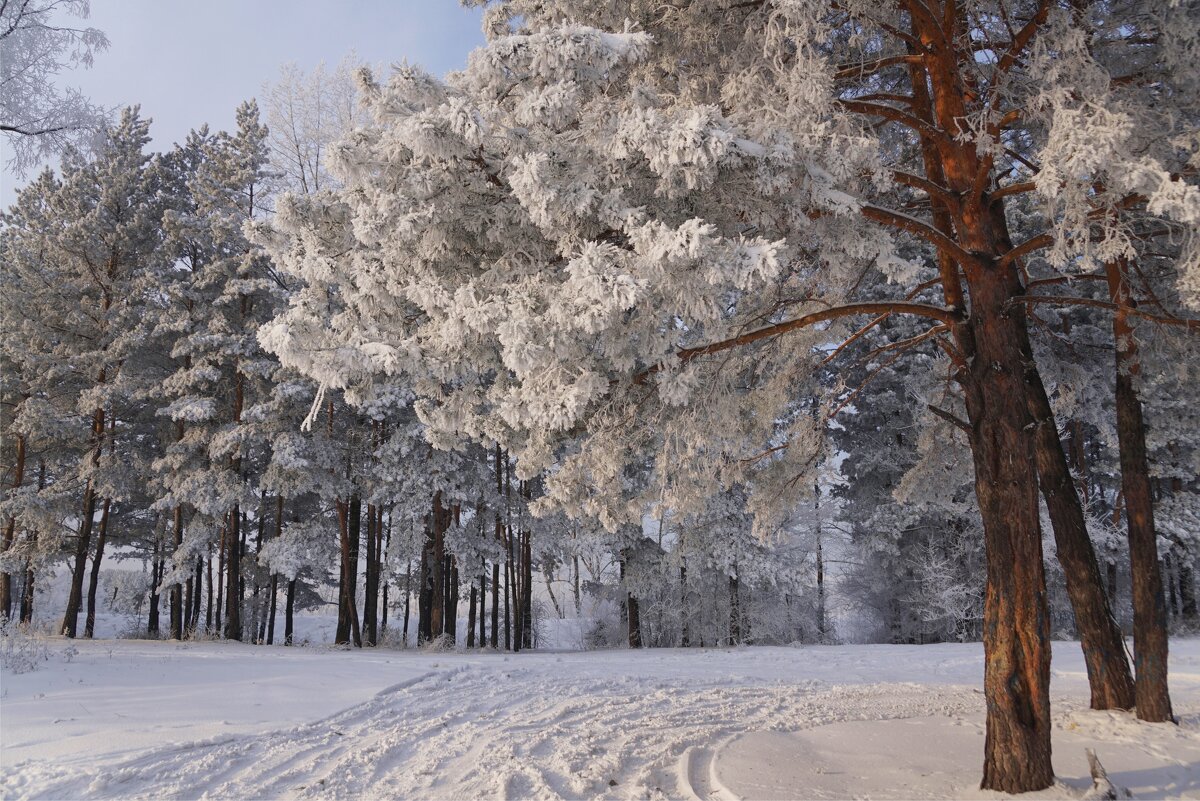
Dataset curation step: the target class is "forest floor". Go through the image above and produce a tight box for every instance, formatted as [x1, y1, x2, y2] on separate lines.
[2, 636, 1199, 800]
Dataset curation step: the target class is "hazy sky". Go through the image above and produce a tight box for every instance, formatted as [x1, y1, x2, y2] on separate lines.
[1, 0, 485, 206]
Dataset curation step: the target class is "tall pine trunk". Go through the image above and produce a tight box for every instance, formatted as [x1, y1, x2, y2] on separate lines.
[83, 498, 112, 638]
[1105, 258, 1173, 723]
[224, 505, 242, 640]
[959, 267, 1053, 792]
[62, 403, 106, 638]
[363, 502, 379, 645]
[335, 497, 363, 646]
[284, 577, 296, 645]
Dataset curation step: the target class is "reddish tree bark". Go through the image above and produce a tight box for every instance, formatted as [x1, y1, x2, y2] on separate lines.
[1105, 258, 1174, 723]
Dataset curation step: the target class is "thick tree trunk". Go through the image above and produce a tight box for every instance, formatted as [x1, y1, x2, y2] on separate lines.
[627, 591, 642, 649]
[1105, 258, 1173, 723]
[83, 498, 111, 638]
[960, 268, 1054, 792]
[1, 432, 26, 620]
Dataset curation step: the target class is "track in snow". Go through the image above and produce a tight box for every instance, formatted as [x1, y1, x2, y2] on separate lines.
[2, 659, 981, 800]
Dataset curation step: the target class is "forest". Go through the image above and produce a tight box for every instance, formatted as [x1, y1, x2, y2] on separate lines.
[1, 0, 1199, 797]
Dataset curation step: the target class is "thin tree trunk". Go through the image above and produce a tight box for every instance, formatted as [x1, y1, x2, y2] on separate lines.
[335, 498, 362, 647]
[729, 572, 741, 646]
[216, 526, 225, 632]
[225, 505, 242, 640]
[362, 502, 378, 645]
[284, 577, 296, 645]
[1026, 359, 1136, 709]
[490, 562, 499, 649]
[1105, 257, 1173, 723]
[478, 561, 487, 647]
[192, 556, 203, 634]
[467, 582, 477, 647]
[206, 553, 214, 633]
[403, 561, 412, 646]
[267, 573, 278, 645]
[521, 531, 533, 648]
[170, 503, 185, 639]
[573, 554, 582, 616]
[83, 498, 112, 638]
[680, 561, 690, 647]
[147, 546, 163, 637]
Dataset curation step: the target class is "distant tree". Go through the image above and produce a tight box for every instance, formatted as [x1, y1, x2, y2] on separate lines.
[0, 0, 110, 175]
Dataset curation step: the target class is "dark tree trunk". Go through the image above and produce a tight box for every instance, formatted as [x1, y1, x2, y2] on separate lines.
[627, 591, 642, 649]
[446, 556, 459, 642]
[224, 505, 242, 640]
[362, 501, 376, 642]
[284, 577, 296, 645]
[429, 493, 446, 639]
[147, 549, 162, 637]
[62, 482, 99, 638]
[267, 573, 278, 645]
[216, 526, 225, 632]
[1180, 558, 1197, 623]
[335, 497, 362, 647]
[403, 561, 412, 646]
[363, 502, 379, 646]
[1026, 370, 1135, 709]
[184, 575, 194, 635]
[83, 498, 111, 638]
[192, 557, 203, 634]
[491, 562, 500, 649]
[521, 532, 533, 648]
[170, 504, 185, 639]
[205, 553, 214, 633]
[478, 562, 487, 647]
[573, 554, 582, 615]
[505, 555, 514, 651]
[20, 556, 34, 624]
[467, 582, 477, 647]
[729, 573, 741, 646]
[680, 562, 690, 647]
[62, 398, 106, 639]
[1105, 258, 1173, 723]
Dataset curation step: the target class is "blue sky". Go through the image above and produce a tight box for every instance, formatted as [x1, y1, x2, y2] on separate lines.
[1, 0, 485, 205]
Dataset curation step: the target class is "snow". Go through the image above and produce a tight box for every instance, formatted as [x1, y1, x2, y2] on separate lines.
[2, 638, 1199, 800]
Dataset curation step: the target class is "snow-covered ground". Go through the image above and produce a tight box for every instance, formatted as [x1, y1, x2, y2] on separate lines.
[2, 637, 1199, 800]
